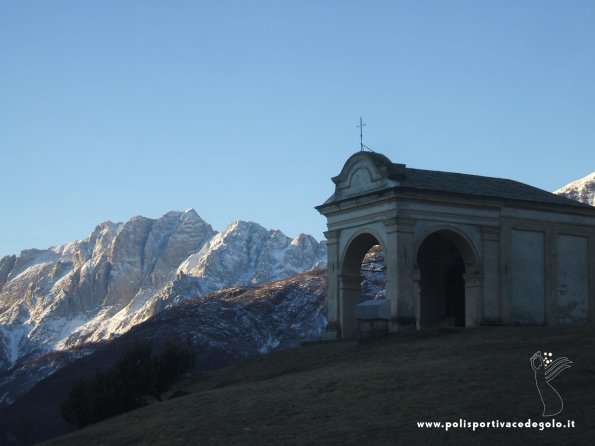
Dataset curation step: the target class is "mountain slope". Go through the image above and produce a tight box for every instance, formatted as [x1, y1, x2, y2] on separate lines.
[0, 269, 327, 445]
[0, 211, 325, 406]
[554, 171, 595, 206]
[0, 209, 214, 372]
[40, 325, 595, 446]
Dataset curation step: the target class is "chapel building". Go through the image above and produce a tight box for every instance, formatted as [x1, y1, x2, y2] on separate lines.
[316, 152, 595, 339]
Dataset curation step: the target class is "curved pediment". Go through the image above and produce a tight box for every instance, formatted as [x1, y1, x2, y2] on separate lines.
[331, 152, 403, 201]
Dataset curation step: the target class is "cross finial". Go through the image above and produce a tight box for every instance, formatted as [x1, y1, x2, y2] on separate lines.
[357, 117, 366, 151]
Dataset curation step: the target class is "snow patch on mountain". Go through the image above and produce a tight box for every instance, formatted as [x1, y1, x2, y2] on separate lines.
[178, 220, 326, 294]
[554, 171, 595, 206]
[0, 268, 329, 418]
[0, 210, 326, 374]
[0, 209, 214, 366]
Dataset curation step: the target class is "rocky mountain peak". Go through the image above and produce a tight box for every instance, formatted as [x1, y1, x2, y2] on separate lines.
[0, 211, 325, 380]
[554, 171, 595, 206]
[177, 220, 326, 294]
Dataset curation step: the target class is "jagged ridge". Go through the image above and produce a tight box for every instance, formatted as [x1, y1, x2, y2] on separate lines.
[0, 209, 326, 405]
[554, 171, 595, 206]
[0, 269, 328, 419]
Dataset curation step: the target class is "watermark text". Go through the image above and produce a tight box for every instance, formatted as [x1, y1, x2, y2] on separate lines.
[417, 418, 575, 432]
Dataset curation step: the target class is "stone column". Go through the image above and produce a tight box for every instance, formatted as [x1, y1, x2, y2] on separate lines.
[414, 266, 421, 330]
[500, 221, 513, 324]
[384, 217, 417, 332]
[324, 230, 340, 340]
[383, 218, 398, 332]
[481, 226, 501, 324]
[338, 273, 362, 339]
[464, 272, 483, 327]
[397, 219, 417, 330]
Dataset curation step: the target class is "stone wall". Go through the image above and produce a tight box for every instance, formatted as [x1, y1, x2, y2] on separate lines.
[557, 234, 589, 324]
[511, 229, 546, 324]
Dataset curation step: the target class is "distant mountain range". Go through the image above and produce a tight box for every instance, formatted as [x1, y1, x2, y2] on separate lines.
[0, 210, 325, 406]
[0, 269, 329, 445]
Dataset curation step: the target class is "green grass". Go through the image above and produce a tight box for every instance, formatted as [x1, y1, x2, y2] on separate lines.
[42, 326, 595, 445]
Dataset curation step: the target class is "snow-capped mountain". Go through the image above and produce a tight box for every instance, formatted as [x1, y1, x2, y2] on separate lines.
[0, 269, 328, 432]
[554, 171, 595, 206]
[0, 210, 326, 379]
[178, 221, 325, 289]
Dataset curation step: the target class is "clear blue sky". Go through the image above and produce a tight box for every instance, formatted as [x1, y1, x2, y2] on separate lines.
[1, 0, 594, 257]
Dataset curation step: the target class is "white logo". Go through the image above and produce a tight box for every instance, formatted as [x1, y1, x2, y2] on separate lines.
[530, 351, 572, 417]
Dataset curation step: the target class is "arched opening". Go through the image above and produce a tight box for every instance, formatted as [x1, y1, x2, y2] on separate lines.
[340, 233, 386, 338]
[416, 230, 475, 329]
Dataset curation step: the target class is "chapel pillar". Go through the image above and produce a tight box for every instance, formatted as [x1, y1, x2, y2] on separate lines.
[324, 230, 341, 340]
[338, 273, 362, 339]
[464, 272, 483, 327]
[384, 218, 417, 332]
[481, 226, 501, 324]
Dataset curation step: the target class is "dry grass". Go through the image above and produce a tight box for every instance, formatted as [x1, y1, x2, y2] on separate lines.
[42, 326, 595, 446]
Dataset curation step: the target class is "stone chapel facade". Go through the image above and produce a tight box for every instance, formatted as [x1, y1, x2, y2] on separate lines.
[316, 152, 595, 340]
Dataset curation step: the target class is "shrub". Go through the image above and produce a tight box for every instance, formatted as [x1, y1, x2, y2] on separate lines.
[149, 342, 194, 401]
[61, 342, 194, 428]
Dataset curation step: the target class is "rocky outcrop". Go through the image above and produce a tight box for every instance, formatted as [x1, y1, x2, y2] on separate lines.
[554, 172, 595, 206]
[177, 221, 326, 294]
[0, 210, 325, 379]
[0, 255, 16, 292]
[0, 269, 328, 445]
[0, 210, 215, 368]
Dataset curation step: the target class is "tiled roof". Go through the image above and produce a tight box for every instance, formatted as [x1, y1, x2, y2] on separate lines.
[392, 166, 590, 208]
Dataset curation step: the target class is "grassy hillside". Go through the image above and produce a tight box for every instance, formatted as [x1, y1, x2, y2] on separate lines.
[42, 326, 595, 446]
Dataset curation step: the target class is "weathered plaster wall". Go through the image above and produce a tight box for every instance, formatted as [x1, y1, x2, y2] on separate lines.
[511, 229, 545, 324]
[557, 234, 589, 324]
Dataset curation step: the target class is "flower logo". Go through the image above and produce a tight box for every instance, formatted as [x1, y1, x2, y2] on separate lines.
[530, 351, 572, 417]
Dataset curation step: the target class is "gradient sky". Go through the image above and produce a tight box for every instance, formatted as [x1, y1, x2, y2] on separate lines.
[1, 0, 594, 257]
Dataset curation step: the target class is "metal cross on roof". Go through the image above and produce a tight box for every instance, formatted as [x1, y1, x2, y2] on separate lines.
[357, 117, 366, 151]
